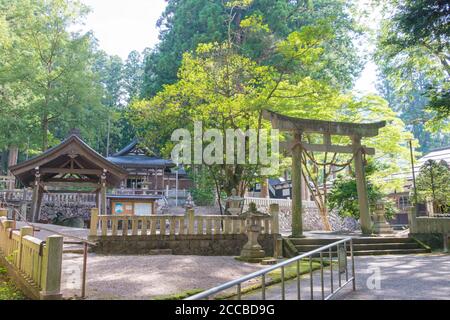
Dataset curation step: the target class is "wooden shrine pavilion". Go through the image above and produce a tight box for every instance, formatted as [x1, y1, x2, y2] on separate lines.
[9, 131, 128, 222]
[107, 139, 192, 192]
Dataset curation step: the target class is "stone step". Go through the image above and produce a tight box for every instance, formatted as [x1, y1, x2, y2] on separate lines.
[352, 248, 430, 256]
[294, 242, 422, 252]
[289, 237, 415, 246]
[63, 244, 85, 254]
[149, 249, 173, 255]
[296, 248, 430, 257]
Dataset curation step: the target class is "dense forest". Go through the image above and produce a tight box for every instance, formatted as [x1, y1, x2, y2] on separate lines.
[1, 0, 449, 197]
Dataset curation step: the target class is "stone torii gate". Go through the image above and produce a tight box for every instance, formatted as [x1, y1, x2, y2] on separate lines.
[262, 110, 386, 236]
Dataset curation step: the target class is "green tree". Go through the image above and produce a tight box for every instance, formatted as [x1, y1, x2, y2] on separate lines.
[123, 50, 145, 103]
[328, 161, 397, 220]
[376, 68, 450, 152]
[142, 0, 364, 97]
[375, 0, 449, 130]
[130, 9, 413, 227]
[415, 159, 450, 214]
[1, 0, 107, 151]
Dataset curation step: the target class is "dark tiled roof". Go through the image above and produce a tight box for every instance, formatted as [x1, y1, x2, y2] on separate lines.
[113, 139, 140, 156]
[107, 155, 175, 168]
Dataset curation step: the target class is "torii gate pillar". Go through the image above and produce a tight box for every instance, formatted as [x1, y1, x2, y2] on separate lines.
[353, 136, 371, 234]
[291, 132, 303, 237]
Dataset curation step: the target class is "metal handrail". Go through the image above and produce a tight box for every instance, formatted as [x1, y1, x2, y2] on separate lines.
[186, 237, 355, 300]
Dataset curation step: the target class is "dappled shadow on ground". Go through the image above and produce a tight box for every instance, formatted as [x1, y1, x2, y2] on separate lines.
[61, 253, 266, 300]
[241, 253, 449, 300]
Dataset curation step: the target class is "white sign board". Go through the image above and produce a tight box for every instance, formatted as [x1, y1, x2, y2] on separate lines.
[134, 203, 152, 216]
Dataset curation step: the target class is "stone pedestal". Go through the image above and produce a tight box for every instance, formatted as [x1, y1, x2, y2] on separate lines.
[372, 201, 394, 234]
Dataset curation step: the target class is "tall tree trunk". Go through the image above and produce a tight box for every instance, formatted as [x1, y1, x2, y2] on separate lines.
[7, 145, 18, 189]
[42, 114, 49, 151]
[260, 177, 269, 198]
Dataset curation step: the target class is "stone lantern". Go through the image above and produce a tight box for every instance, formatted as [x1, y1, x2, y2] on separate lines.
[184, 193, 195, 210]
[372, 201, 394, 234]
[239, 203, 267, 262]
[225, 188, 244, 216]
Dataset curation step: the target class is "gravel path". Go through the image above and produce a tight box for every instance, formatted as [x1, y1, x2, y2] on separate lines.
[61, 254, 266, 300]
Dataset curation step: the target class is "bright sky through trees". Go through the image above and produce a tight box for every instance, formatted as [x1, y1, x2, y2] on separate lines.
[80, 0, 166, 59]
[80, 0, 377, 94]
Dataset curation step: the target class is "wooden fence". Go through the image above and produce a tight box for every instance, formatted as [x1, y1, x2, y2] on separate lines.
[0, 189, 97, 205]
[89, 206, 280, 238]
[0, 208, 63, 300]
[244, 196, 317, 209]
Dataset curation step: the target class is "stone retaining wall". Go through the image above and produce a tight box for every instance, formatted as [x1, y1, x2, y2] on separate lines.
[90, 234, 276, 256]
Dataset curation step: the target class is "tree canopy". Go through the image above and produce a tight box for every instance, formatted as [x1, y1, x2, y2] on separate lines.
[375, 0, 450, 152]
[142, 0, 364, 97]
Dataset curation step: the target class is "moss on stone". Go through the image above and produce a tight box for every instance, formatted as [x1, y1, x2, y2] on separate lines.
[215, 259, 330, 299]
[152, 288, 204, 300]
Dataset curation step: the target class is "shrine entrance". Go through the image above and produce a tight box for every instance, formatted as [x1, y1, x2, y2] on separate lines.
[263, 110, 386, 236]
[9, 131, 127, 222]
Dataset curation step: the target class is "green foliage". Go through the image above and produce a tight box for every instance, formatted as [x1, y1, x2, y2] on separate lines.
[0, 0, 107, 151]
[131, 19, 339, 197]
[0, 265, 26, 300]
[189, 167, 216, 206]
[375, 0, 450, 141]
[415, 160, 450, 213]
[328, 161, 398, 219]
[131, 4, 412, 207]
[142, 0, 364, 97]
[0, 0, 146, 160]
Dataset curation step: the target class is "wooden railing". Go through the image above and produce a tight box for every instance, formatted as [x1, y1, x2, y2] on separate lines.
[0, 209, 63, 299]
[244, 197, 317, 209]
[89, 206, 280, 237]
[0, 189, 97, 205]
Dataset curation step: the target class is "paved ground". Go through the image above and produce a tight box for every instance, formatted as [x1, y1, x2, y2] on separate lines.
[16, 221, 89, 241]
[242, 254, 450, 300]
[61, 254, 266, 300]
[14, 223, 449, 300]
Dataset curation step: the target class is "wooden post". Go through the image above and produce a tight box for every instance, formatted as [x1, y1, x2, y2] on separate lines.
[270, 204, 282, 259]
[443, 233, 448, 253]
[407, 206, 417, 234]
[30, 169, 41, 222]
[40, 235, 63, 300]
[352, 136, 371, 235]
[291, 131, 303, 237]
[187, 209, 195, 234]
[19, 226, 34, 269]
[89, 208, 99, 237]
[270, 204, 280, 235]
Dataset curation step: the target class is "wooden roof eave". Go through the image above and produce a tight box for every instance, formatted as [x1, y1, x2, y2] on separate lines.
[10, 135, 128, 187]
